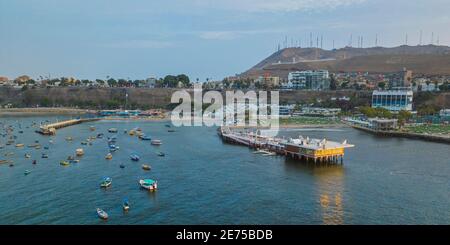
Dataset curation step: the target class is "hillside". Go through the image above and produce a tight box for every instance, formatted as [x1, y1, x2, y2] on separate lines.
[241, 45, 450, 79]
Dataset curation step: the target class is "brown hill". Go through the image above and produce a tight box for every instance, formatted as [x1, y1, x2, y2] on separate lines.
[241, 45, 450, 79]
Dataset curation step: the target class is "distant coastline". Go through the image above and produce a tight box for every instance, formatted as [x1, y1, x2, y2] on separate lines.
[0, 107, 93, 116]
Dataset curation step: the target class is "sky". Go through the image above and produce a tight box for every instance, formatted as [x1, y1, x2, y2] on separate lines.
[1, 0, 449, 81]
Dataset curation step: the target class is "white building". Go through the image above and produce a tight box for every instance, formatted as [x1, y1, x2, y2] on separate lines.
[440, 109, 450, 117]
[145, 77, 157, 88]
[285, 70, 330, 90]
[372, 88, 413, 111]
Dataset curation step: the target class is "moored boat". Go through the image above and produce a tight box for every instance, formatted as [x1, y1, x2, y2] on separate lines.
[76, 148, 84, 156]
[60, 160, 70, 166]
[32, 160, 37, 165]
[108, 128, 118, 133]
[100, 177, 112, 188]
[142, 164, 151, 171]
[41, 153, 49, 158]
[24, 170, 31, 175]
[105, 153, 113, 160]
[139, 134, 152, 141]
[122, 199, 130, 211]
[139, 179, 158, 191]
[24, 153, 31, 158]
[119, 163, 125, 168]
[90, 126, 96, 131]
[151, 139, 162, 145]
[130, 154, 140, 161]
[15, 143, 24, 148]
[157, 152, 165, 157]
[96, 208, 108, 220]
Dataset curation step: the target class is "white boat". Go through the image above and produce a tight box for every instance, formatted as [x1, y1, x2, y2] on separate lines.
[76, 148, 84, 156]
[96, 208, 108, 220]
[139, 179, 158, 191]
[108, 128, 118, 133]
[151, 139, 162, 145]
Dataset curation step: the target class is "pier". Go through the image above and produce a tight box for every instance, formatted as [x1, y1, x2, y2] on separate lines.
[37, 118, 100, 135]
[219, 126, 354, 164]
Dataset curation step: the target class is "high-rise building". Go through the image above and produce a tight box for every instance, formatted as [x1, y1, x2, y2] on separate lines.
[286, 70, 330, 90]
[387, 68, 413, 88]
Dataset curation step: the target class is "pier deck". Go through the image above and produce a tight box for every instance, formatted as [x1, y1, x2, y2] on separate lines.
[37, 118, 100, 135]
[219, 126, 354, 164]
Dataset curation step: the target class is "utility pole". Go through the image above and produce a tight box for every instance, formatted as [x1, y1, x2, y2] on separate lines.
[419, 30, 423, 45]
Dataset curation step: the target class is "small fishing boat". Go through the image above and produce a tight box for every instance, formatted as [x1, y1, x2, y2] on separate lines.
[97, 133, 104, 139]
[119, 163, 125, 169]
[76, 148, 84, 156]
[41, 153, 49, 158]
[90, 126, 96, 131]
[60, 160, 70, 166]
[28, 143, 39, 148]
[67, 155, 75, 161]
[35, 145, 41, 149]
[24, 153, 31, 158]
[142, 164, 151, 171]
[18, 130, 23, 134]
[81, 141, 88, 145]
[24, 170, 31, 175]
[157, 152, 165, 157]
[139, 135, 152, 141]
[105, 153, 113, 160]
[32, 160, 37, 165]
[44, 146, 49, 150]
[122, 199, 130, 211]
[130, 154, 140, 161]
[65, 137, 73, 141]
[128, 130, 135, 136]
[151, 139, 162, 145]
[139, 179, 158, 191]
[168, 129, 176, 132]
[100, 177, 112, 188]
[124, 129, 128, 134]
[70, 159, 80, 164]
[108, 128, 118, 133]
[15, 143, 24, 148]
[165, 124, 171, 128]
[96, 208, 108, 220]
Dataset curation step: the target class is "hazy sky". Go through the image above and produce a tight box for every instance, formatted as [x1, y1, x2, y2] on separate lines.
[1, 0, 449, 81]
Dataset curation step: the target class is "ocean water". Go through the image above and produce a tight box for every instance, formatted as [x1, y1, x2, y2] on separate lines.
[0, 115, 449, 224]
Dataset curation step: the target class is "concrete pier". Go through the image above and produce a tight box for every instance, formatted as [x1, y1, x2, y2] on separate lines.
[36, 118, 100, 135]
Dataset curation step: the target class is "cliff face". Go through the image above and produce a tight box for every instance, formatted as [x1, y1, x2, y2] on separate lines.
[242, 45, 450, 79]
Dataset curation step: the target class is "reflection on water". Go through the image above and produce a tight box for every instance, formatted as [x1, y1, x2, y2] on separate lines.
[314, 167, 344, 225]
[284, 158, 345, 224]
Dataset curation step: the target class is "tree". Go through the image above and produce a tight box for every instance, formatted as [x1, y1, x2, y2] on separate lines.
[397, 110, 412, 126]
[163, 75, 178, 88]
[329, 74, 337, 90]
[107, 78, 117, 87]
[378, 81, 386, 90]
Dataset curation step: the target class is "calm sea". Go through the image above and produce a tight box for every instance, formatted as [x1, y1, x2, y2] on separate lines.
[0, 115, 449, 224]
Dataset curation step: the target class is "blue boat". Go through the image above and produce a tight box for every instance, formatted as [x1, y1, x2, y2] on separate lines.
[123, 198, 130, 211]
[139, 134, 152, 141]
[130, 154, 140, 161]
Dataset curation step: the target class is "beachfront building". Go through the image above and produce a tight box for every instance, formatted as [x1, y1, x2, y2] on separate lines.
[372, 88, 413, 111]
[285, 70, 330, 90]
[255, 75, 280, 88]
[369, 118, 398, 131]
[145, 77, 157, 88]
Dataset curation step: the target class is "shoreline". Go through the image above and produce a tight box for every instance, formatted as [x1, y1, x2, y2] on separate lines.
[0, 107, 93, 116]
[349, 124, 450, 144]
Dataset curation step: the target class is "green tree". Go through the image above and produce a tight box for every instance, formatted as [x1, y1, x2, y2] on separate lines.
[107, 78, 117, 87]
[378, 81, 386, 90]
